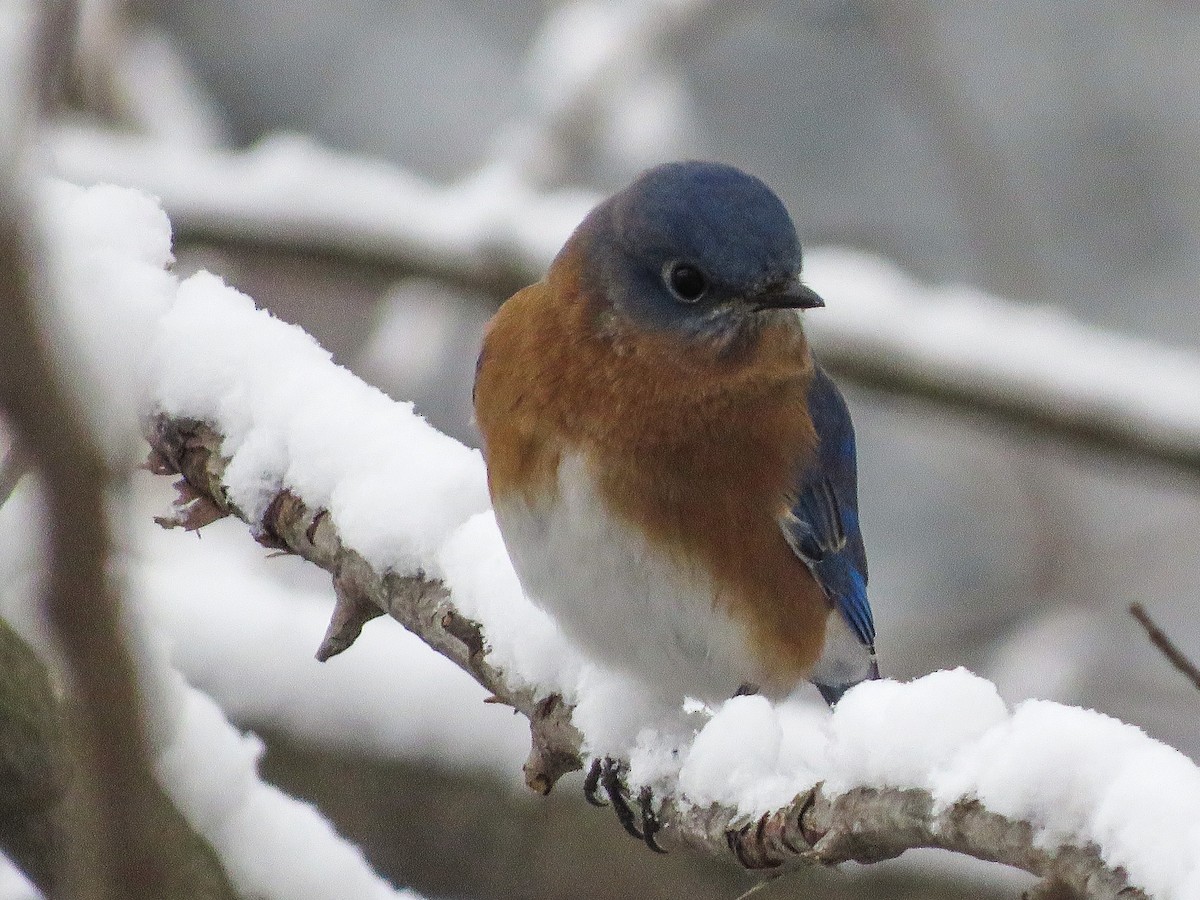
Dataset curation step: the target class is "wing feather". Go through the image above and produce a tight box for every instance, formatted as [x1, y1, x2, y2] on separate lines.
[780, 366, 875, 649]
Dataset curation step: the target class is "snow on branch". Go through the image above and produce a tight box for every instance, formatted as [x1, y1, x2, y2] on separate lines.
[52, 124, 1200, 478]
[145, 414, 584, 796]
[804, 249, 1200, 477]
[140, 260, 1200, 900]
[50, 123, 597, 298]
[2, 164, 430, 897]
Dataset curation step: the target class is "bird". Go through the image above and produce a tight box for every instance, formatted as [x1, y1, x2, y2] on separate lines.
[473, 160, 878, 842]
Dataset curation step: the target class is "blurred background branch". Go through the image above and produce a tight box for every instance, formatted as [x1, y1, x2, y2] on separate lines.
[0, 2, 235, 897]
[1129, 603, 1200, 694]
[0, 445, 27, 511]
[0, 620, 68, 895]
[50, 123, 1200, 484]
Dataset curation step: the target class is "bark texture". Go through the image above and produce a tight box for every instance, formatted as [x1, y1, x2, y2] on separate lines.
[146, 413, 1149, 899]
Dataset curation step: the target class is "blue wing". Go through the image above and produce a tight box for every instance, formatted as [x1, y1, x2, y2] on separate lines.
[780, 366, 878, 696]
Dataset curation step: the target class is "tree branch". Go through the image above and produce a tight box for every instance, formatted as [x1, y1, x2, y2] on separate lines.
[50, 124, 588, 301]
[1129, 603, 1200, 693]
[53, 124, 1200, 481]
[815, 335, 1200, 479]
[146, 416, 585, 795]
[145, 413, 1147, 900]
[801, 248, 1200, 482]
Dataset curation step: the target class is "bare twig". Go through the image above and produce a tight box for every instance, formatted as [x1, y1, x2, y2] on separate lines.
[145, 412, 1147, 899]
[35, 0, 80, 114]
[72, 3, 231, 146]
[1129, 603, 1200, 693]
[0, 143, 158, 900]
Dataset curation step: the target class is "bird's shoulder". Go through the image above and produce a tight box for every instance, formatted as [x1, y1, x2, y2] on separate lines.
[474, 281, 570, 505]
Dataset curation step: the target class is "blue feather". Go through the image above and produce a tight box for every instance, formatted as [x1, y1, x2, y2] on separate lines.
[780, 366, 876, 650]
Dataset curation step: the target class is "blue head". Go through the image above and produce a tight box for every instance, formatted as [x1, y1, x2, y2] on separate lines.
[562, 161, 823, 346]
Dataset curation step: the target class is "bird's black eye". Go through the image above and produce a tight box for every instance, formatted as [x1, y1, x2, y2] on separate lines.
[665, 262, 708, 303]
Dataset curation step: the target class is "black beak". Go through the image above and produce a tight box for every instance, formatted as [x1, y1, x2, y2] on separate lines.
[752, 279, 825, 311]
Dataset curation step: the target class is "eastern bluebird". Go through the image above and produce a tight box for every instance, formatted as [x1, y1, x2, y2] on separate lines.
[474, 161, 878, 718]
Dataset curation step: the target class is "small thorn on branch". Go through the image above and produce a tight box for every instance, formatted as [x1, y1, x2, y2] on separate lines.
[305, 509, 328, 545]
[316, 571, 384, 661]
[1130, 603, 1200, 692]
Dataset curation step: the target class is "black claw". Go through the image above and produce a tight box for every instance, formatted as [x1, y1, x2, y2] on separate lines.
[583, 757, 668, 850]
[638, 786, 667, 853]
[600, 759, 645, 841]
[584, 758, 606, 807]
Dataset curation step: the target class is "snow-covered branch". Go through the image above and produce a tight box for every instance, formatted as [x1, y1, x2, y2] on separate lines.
[144, 414, 1150, 899]
[804, 251, 1200, 478]
[145, 415, 584, 796]
[51, 125, 1200, 479]
[0, 18, 442, 883]
[138, 260, 1200, 899]
[49, 124, 597, 299]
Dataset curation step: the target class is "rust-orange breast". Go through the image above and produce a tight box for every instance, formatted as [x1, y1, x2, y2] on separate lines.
[473, 258, 833, 691]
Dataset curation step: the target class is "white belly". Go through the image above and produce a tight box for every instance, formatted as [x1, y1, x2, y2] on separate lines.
[492, 453, 760, 705]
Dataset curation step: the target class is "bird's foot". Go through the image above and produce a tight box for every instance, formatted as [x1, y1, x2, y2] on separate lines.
[584, 757, 666, 853]
[583, 757, 607, 807]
